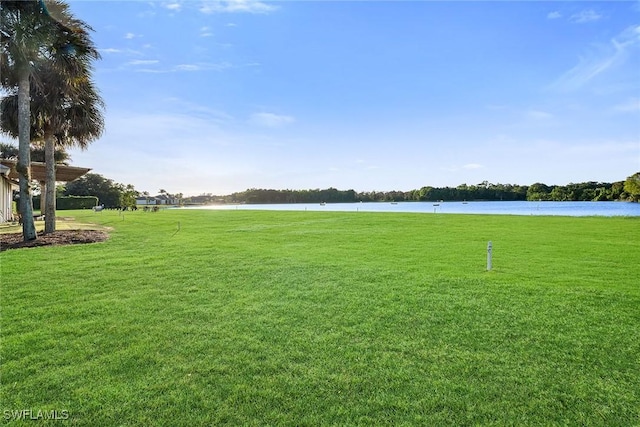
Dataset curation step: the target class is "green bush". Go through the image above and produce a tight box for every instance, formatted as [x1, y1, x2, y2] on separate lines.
[57, 196, 99, 210]
[33, 196, 98, 210]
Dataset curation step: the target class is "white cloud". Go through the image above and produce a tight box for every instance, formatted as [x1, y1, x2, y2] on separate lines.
[199, 0, 278, 14]
[127, 61, 232, 73]
[550, 24, 640, 90]
[570, 9, 602, 24]
[250, 112, 295, 128]
[124, 32, 138, 39]
[127, 59, 160, 66]
[526, 110, 553, 120]
[613, 98, 640, 113]
[200, 26, 214, 37]
[174, 63, 232, 72]
[175, 64, 201, 71]
[164, 3, 182, 12]
[100, 48, 122, 54]
[547, 11, 562, 20]
[162, 98, 235, 124]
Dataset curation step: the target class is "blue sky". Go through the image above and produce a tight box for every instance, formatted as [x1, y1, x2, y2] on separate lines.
[62, 0, 640, 196]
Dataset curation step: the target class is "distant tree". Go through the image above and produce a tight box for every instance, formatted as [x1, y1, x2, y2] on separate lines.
[65, 173, 121, 207]
[418, 186, 434, 201]
[623, 172, 640, 201]
[609, 181, 624, 200]
[120, 184, 138, 208]
[526, 183, 551, 201]
[550, 186, 570, 201]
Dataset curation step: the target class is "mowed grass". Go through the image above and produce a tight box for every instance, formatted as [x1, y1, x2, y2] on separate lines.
[1, 208, 639, 426]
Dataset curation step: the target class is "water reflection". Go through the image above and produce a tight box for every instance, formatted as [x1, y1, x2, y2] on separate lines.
[192, 201, 640, 217]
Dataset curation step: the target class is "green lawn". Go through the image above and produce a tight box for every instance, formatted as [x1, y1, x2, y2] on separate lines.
[1, 209, 639, 426]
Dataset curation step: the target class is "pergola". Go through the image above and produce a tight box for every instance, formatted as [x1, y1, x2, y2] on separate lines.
[0, 159, 91, 217]
[0, 159, 91, 183]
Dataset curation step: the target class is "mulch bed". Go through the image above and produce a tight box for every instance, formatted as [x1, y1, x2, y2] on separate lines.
[0, 230, 109, 252]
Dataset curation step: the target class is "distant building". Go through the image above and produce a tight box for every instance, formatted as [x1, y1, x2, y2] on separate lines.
[0, 164, 18, 223]
[135, 194, 178, 206]
[155, 194, 178, 205]
[135, 197, 159, 206]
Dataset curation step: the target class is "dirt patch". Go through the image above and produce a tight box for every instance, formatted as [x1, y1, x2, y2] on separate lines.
[0, 230, 109, 252]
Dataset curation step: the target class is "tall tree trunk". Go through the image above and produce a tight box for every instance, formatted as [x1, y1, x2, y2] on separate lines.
[44, 133, 56, 233]
[17, 69, 37, 241]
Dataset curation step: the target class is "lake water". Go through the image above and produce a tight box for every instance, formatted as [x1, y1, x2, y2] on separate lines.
[192, 201, 640, 217]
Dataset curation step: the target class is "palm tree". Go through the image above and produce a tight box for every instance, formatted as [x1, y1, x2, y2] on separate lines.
[0, 141, 71, 163]
[1, 69, 103, 233]
[1, 0, 49, 240]
[37, 6, 102, 233]
[36, 61, 103, 233]
[1, 0, 102, 237]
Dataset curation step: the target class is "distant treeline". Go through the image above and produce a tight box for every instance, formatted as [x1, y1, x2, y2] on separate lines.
[222, 179, 632, 204]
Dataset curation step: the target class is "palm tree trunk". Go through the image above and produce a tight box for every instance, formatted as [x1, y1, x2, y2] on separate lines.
[17, 69, 37, 241]
[40, 180, 47, 219]
[44, 133, 56, 233]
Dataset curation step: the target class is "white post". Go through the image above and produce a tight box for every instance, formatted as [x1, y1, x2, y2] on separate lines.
[487, 241, 493, 271]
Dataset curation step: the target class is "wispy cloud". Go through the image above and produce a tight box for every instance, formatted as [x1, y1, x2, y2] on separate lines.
[126, 61, 232, 73]
[250, 112, 295, 128]
[547, 11, 562, 20]
[100, 47, 145, 58]
[200, 26, 214, 37]
[127, 59, 160, 66]
[570, 9, 603, 24]
[124, 32, 138, 39]
[162, 97, 235, 124]
[164, 3, 182, 12]
[175, 64, 200, 72]
[613, 97, 640, 113]
[134, 61, 233, 73]
[199, 0, 278, 14]
[526, 110, 553, 120]
[550, 24, 640, 90]
[175, 62, 232, 71]
[100, 48, 122, 54]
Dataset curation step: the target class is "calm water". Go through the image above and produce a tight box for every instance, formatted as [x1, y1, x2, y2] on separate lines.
[192, 201, 640, 217]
